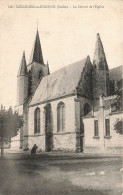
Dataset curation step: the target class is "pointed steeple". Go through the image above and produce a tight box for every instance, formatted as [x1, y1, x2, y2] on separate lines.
[93, 33, 108, 70]
[18, 51, 28, 76]
[30, 30, 44, 64]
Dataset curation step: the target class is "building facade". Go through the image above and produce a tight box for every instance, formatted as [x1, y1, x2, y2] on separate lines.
[15, 30, 123, 152]
[83, 95, 123, 153]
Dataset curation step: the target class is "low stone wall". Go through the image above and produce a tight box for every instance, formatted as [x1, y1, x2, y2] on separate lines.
[84, 146, 123, 154]
[84, 146, 102, 153]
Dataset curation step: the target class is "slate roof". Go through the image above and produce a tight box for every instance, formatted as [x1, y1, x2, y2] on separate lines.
[93, 33, 108, 70]
[18, 52, 28, 76]
[109, 65, 123, 82]
[30, 58, 87, 106]
[29, 30, 44, 64]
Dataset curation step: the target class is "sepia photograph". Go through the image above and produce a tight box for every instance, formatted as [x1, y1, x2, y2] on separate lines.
[0, 0, 123, 194]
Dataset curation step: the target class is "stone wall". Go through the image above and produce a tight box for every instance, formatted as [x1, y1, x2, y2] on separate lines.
[105, 113, 123, 152]
[27, 62, 49, 94]
[28, 135, 45, 151]
[11, 130, 21, 149]
[92, 69, 109, 99]
[83, 109, 123, 153]
[11, 105, 24, 149]
[28, 96, 77, 151]
[15, 103, 29, 149]
[53, 132, 76, 151]
[17, 75, 28, 106]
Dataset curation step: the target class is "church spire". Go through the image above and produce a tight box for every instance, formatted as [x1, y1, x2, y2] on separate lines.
[93, 33, 108, 70]
[18, 51, 28, 76]
[30, 30, 44, 64]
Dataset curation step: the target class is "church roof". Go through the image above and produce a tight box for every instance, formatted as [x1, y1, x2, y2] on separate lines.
[29, 30, 44, 64]
[30, 57, 87, 106]
[17, 51, 28, 76]
[109, 65, 123, 82]
[93, 33, 108, 70]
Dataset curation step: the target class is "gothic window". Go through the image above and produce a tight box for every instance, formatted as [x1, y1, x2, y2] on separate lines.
[57, 102, 65, 132]
[94, 120, 99, 136]
[84, 103, 91, 116]
[34, 107, 40, 134]
[105, 119, 110, 136]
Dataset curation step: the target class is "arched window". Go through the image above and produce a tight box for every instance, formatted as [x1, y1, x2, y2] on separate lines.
[84, 103, 91, 116]
[34, 107, 40, 134]
[57, 102, 65, 132]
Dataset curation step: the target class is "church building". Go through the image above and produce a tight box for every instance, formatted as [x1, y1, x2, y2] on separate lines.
[14, 30, 123, 153]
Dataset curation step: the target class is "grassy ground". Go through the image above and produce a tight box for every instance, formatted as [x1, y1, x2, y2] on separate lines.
[0, 152, 122, 195]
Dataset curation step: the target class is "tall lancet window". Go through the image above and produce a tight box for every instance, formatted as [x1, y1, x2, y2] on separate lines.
[57, 102, 65, 132]
[34, 107, 40, 134]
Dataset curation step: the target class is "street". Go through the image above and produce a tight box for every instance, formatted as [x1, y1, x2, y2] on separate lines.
[0, 152, 122, 195]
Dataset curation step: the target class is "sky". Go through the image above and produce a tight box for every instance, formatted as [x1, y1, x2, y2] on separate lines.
[0, 0, 123, 108]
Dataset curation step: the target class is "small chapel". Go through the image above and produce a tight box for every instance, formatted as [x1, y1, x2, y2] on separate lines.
[13, 30, 123, 153]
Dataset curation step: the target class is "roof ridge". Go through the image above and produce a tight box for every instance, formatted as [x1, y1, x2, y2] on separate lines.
[109, 65, 123, 71]
[42, 57, 87, 79]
